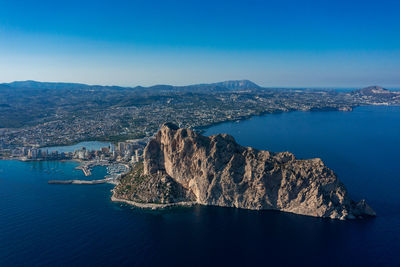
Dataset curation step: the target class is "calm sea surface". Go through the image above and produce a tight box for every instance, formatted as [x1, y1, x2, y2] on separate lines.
[1, 106, 399, 266]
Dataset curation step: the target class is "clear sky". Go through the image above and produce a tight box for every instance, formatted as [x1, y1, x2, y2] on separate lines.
[0, 0, 399, 87]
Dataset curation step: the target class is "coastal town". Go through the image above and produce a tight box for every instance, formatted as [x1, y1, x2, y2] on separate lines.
[1, 81, 399, 160]
[1, 81, 397, 189]
[9, 139, 147, 163]
[8, 139, 148, 184]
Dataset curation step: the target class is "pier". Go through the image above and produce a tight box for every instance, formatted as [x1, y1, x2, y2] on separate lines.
[48, 178, 113, 185]
[75, 165, 92, 176]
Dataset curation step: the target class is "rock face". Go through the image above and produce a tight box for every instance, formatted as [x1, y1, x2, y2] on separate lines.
[115, 123, 376, 220]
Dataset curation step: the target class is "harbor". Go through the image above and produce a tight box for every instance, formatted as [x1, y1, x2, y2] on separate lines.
[49, 160, 130, 185]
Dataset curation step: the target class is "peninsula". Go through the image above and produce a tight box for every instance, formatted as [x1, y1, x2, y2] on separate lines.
[113, 123, 376, 220]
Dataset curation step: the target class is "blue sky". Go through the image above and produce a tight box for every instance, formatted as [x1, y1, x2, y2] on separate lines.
[0, 0, 399, 87]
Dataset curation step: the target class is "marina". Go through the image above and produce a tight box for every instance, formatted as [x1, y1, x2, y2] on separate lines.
[50, 160, 130, 185]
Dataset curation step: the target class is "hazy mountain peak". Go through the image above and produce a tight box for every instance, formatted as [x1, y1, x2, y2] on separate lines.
[358, 85, 391, 95]
[213, 80, 260, 90]
[6, 80, 90, 90]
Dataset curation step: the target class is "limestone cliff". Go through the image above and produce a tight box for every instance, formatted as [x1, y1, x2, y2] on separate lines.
[113, 123, 375, 220]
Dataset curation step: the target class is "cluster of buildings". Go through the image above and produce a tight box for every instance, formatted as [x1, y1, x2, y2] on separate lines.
[10, 140, 147, 164]
[0, 89, 361, 153]
[3, 86, 398, 158]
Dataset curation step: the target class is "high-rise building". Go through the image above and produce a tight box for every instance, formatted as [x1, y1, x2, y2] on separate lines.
[118, 142, 125, 153]
[135, 149, 139, 162]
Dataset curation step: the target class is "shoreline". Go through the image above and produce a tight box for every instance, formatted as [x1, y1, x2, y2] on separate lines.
[192, 105, 363, 134]
[0, 104, 358, 156]
[3, 104, 400, 160]
[110, 193, 196, 210]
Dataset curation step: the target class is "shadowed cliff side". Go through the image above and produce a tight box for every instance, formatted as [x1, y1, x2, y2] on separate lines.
[113, 122, 375, 220]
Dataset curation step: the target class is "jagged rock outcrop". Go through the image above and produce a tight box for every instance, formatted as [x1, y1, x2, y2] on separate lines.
[114, 123, 376, 220]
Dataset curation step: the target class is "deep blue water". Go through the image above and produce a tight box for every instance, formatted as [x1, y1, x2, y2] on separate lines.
[1, 106, 400, 266]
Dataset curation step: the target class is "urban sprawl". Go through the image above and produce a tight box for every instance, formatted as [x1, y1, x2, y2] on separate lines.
[1, 81, 399, 165]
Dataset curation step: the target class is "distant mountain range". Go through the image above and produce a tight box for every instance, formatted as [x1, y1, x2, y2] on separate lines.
[1, 80, 398, 96]
[4, 80, 128, 91]
[1, 79, 261, 92]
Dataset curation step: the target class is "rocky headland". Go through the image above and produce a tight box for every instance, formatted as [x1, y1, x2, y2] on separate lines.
[113, 123, 376, 220]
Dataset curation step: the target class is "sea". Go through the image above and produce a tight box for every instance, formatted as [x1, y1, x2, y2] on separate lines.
[1, 106, 399, 266]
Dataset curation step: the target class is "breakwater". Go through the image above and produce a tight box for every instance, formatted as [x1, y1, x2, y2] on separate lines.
[75, 165, 92, 176]
[48, 178, 111, 185]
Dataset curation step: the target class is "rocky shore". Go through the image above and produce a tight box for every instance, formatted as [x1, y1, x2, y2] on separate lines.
[113, 123, 376, 220]
[111, 194, 196, 209]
